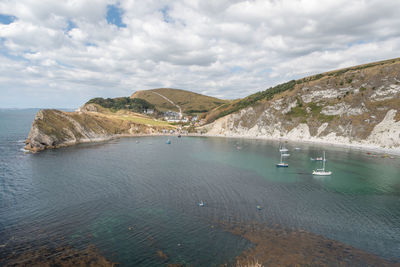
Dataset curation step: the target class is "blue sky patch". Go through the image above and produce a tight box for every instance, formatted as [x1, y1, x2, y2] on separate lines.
[230, 66, 244, 73]
[106, 5, 126, 28]
[66, 20, 77, 32]
[0, 50, 27, 62]
[160, 6, 173, 23]
[0, 14, 16, 24]
[85, 42, 97, 47]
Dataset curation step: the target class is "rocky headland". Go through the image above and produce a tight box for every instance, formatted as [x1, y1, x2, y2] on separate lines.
[24, 104, 174, 152]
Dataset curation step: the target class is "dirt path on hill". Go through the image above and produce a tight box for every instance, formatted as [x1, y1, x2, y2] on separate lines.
[151, 91, 182, 118]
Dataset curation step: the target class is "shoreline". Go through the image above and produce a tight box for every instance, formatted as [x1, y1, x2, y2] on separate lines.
[201, 133, 400, 156]
[25, 131, 400, 157]
[24, 133, 175, 152]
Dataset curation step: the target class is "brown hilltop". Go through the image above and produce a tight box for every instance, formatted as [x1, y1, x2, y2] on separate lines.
[131, 88, 230, 114]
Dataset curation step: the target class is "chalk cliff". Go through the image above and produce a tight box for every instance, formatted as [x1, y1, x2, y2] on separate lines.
[202, 58, 400, 151]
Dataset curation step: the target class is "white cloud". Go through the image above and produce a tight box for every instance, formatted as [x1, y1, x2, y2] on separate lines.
[0, 0, 400, 108]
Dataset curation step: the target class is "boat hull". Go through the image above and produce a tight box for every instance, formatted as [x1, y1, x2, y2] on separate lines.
[312, 171, 332, 176]
[276, 163, 288, 167]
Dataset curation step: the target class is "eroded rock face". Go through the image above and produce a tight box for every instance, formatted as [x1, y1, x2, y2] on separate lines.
[24, 109, 164, 152]
[203, 61, 400, 150]
[368, 109, 400, 148]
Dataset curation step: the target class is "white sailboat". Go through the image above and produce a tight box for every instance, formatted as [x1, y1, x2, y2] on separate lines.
[312, 151, 332, 176]
[276, 151, 288, 167]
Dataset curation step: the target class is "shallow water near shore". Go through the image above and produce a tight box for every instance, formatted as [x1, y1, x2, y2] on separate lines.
[1, 109, 400, 266]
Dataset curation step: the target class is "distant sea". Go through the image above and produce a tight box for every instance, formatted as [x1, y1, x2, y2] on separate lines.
[0, 109, 399, 266]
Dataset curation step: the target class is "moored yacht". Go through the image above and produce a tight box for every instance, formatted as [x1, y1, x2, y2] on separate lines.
[276, 151, 288, 167]
[312, 151, 332, 176]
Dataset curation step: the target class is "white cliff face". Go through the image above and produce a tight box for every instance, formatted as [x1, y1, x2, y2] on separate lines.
[204, 61, 400, 152]
[371, 84, 400, 101]
[316, 123, 328, 136]
[301, 86, 351, 103]
[204, 104, 400, 151]
[368, 109, 400, 148]
[281, 100, 298, 114]
[321, 102, 368, 116]
[287, 124, 311, 139]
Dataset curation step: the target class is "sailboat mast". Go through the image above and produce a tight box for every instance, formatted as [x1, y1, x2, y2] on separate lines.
[322, 151, 326, 170]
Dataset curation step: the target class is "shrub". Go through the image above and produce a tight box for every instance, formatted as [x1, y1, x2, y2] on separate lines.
[87, 97, 154, 112]
[213, 80, 297, 121]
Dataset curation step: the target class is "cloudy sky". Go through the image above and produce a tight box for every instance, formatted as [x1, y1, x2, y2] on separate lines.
[1, 0, 400, 108]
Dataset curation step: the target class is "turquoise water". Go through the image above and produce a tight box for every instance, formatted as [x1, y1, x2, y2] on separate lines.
[0, 109, 399, 265]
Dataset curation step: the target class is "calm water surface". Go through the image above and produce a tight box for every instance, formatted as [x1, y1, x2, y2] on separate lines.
[1, 109, 399, 266]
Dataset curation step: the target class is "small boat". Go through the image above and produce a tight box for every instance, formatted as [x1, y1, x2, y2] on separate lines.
[276, 152, 288, 167]
[177, 134, 181, 138]
[310, 157, 324, 161]
[166, 139, 171, 144]
[198, 200, 205, 207]
[312, 151, 332, 176]
[295, 147, 301, 150]
[256, 205, 262, 210]
[281, 153, 290, 157]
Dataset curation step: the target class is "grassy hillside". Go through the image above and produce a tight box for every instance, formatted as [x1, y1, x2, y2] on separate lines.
[82, 103, 173, 127]
[203, 57, 400, 147]
[204, 57, 400, 123]
[131, 88, 230, 114]
[25, 107, 176, 152]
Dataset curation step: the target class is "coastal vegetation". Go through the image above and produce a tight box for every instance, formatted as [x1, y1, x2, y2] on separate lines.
[287, 102, 336, 123]
[87, 97, 154, 112]
[204, 80, 296, 123]
[24, 109, 174, 152]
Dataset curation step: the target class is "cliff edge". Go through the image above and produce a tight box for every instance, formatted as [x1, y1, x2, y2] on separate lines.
[25, 107, 172, 152]
[202, 58, 400, 152]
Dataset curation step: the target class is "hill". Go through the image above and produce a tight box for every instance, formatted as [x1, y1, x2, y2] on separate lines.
[24, 104, 175, 152]
[24, 57, 400, 152]
[205, 57, 400, 123]
[131, 88, 230, 114]
[203, 57, 400, 150]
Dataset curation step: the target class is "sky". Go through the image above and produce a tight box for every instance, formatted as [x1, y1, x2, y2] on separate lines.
[0, 0, 400, 108]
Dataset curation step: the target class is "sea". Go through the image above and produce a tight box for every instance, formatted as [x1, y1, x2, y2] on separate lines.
[0, 108, 399, 266]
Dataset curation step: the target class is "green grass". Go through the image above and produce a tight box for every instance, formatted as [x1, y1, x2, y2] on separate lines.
[117, 115, 173, 127]
[286, 106, 307, 117]
[285, 102, 336, 123]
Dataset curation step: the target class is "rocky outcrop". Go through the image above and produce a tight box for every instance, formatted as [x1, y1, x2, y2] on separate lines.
[25, 109, 167, 152]
[203, 59, 400, 151]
